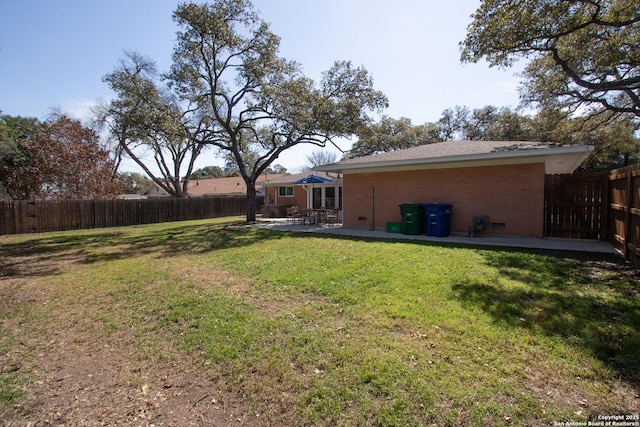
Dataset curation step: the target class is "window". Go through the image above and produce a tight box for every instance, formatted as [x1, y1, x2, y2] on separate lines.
[278, 186, 294, 197]
[312, 186, 342, 208]
[325, 187, 336, 208]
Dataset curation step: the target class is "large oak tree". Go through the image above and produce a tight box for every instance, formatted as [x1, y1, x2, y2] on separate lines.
[167, 0, 387, 221]
[461, 0, 640, 123]
[100, 52, 206, 198]
[102, 1, 386, 219]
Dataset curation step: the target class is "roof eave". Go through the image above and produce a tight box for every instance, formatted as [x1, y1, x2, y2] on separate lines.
[314, 145, 595, 174]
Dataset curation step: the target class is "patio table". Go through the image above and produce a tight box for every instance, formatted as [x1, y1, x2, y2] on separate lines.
[299, 209, 330, 225]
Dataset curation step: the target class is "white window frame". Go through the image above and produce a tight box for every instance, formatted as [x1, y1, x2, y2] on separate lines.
[278, 186, 294, 197]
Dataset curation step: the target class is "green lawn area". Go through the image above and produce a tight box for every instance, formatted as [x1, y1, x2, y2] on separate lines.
[1, 218, 639, 425]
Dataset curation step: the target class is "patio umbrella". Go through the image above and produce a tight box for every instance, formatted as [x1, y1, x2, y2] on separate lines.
[292, 174, 335, 184]
[292, 175, 336, 212]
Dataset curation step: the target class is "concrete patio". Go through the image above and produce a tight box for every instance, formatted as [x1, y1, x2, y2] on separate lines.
[254, 218, 618, 255]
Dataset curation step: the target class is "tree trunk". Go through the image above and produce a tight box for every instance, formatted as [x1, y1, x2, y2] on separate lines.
[246, 182, 257, 223]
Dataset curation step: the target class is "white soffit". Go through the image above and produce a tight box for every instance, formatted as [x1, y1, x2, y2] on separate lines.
[545, 149, 594, 174]
[318, 145, 595, 175]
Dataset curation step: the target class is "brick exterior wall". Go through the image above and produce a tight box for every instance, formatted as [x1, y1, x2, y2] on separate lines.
[265, 185, 342, 212]
[265, 185, 308, 209]
[343, 163, 546, 237]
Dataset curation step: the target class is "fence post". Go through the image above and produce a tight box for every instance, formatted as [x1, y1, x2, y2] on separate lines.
[600, 172, 609, 241]
[27, 201, 36, 233]
[624, 169, 632, 259]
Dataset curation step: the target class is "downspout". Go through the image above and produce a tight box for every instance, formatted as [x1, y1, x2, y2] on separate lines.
[370, 187, 375, 231]
[302, 184, 311, 209]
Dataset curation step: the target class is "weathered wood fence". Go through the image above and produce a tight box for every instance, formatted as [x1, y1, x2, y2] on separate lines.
[544, 172, 609, 240]
[0, 196, 263, 235]
[608, 164, 640, 265]
[545, 164, 640, 265]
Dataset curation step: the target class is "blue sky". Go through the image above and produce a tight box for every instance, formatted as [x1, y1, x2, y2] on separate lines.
[0, 0, 524, 173]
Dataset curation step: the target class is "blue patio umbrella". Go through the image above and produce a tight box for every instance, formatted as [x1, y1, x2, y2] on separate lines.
[291, 174, 336, 218]
[292, 174, 335, 184]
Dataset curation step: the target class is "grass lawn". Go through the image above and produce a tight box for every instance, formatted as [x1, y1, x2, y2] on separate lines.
[1, 218, 639, 425]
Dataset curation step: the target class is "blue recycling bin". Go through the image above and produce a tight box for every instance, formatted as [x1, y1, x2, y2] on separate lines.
[424, 203, 452, 237]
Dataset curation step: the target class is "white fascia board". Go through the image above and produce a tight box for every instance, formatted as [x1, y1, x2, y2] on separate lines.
[316, 145, 595, 174]
[338, 155, 545, 174]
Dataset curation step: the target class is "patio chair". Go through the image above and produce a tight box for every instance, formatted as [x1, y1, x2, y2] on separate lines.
[295, 207, 307, 224]
[326, 208, 340, 224]
[286, 206, 299, 224]
[300, 209, 315, 225]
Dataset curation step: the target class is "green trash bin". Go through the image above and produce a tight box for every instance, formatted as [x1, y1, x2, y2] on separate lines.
[399, 203, 424, 235]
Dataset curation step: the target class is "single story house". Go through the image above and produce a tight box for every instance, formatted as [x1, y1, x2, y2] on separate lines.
[141, 183, 172, 198]
[141, 174, 286, 198]
[186, 174, 286, 197]
[262, 171, 343, 217]
[314, 140, 593, 237]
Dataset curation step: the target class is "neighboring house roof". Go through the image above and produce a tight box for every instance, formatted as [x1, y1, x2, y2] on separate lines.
[141, 184, 172, 198]
[186, 174, 287, 197]
[141, 174, 287, 198]
[262, 171, 342, 186]
[314, 141, 594, 175]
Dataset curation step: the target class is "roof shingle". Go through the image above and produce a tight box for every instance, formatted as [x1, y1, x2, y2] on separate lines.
[335, 140, 564, 165]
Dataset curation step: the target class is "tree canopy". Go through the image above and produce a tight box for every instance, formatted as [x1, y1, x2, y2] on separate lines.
[1, 114, 121, 200]
[189, 165, 226, 180]
[102, 0, 386, 220]
[0, 114, 44, 199]
[99, 51, 206, 198]
[350, 106, 639, 170]
[116, 171, 152, 194]
[166, 0, 387, 220]
[461, 0, 640, 124]
[306, 150, 338, 168]
[0, 114, 43, 142]
[350, 116, 440, 157]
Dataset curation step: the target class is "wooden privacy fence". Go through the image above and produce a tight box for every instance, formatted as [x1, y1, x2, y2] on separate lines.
[0, 196, 264, 235]
[544, 172, 609, 240]
[609, 164, 640, 265]
[545, 165, 640, 265]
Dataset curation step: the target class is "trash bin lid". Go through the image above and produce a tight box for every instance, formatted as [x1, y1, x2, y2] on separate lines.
[424, 203, 452, 211]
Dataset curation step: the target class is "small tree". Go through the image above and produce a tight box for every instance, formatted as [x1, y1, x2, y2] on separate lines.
[7, 115, 121, 200]
[116, 171, 152, 194]
[306, 150, 338, 169]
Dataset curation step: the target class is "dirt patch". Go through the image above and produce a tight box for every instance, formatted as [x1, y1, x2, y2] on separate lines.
[580, 256, 640, 288]
[0, 254, 259, 426]
[10, 339, 254, 425]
